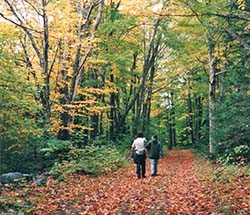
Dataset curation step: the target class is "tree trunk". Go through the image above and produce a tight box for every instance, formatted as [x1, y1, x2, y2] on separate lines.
[194, 96, 203, 144]
[57, 111, 70, 140]
[187, 82, 195, 145]
[170, 92, 176, 147]
[167, 92, 176, 149]
[57, 0, 104, 139]
[167, 111, 173, 150]
[118, 19, 161, 133]
[142, 42, 159, 134]
[109, 73, 116, 139]
[208, 41, 216, 154]
[90, 114, 99, 139]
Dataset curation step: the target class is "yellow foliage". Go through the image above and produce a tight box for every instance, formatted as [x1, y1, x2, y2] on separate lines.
[0, 23, 19, 39]
[88, 58, 108, 65]
[86, 106, 110, 115]
[237, 0, 245, 10]
[150, 108, 163, 117]
[245, 23, 250, 31]
[68, 123, 93, 131]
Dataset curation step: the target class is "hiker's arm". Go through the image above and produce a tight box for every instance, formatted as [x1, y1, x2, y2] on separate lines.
[131, 141, 136, 152]
[144, 140, 150, 149]
[160, 143, 164, 157]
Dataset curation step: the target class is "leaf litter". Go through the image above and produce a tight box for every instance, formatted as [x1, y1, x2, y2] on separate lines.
[1, 150, 249, 214]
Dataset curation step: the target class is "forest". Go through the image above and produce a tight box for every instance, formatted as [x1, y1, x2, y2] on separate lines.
[0, 0, 250, 214]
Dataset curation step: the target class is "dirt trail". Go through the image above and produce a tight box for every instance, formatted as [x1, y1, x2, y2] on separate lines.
[35, 150, 218, 215]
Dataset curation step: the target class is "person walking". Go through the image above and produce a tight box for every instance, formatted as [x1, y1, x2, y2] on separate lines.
[131, 132, 147, 179]
[145, 135, 163, 176]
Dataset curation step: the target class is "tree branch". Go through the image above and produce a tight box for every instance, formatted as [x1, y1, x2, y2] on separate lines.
[24, 0, 43, 16]
[70, 0, 105, 102]
[2, 0, 43, 66]
[156, 11, 250, 22]
[226, 26, 250, 51]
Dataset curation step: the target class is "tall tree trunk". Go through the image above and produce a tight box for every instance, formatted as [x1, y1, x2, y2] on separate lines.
[167, 111, 173, 150]
[99, 113, 104, 135]
[109, 73, 116, 139]
[167, 92, 176, 149]
[58, 0, 104, 139]
[99, 68, 106, 136]
[194, 96, 203, 144]
[1, 0, 51, 124]
[57, 70, 70, 140]
[142, 40, 160, 134]
[90, 114, 99, 139]
[118, 19, 161, 132]
[208, 41, 216, 154]
[170, 92, 176, 147]
[187, 82, 195, 145]
[57, 111, 70, 140]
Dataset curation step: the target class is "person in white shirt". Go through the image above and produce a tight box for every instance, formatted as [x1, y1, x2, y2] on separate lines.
[131, 132, 147, 178]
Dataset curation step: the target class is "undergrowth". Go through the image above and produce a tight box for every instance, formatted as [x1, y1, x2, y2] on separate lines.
[194, 153, 250, 214]
[42, 136, 132, 176]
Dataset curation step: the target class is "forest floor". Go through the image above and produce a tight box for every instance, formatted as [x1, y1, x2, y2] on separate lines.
[1, 149, 250, 215]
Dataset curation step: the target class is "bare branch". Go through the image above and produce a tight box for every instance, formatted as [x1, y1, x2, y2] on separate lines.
[3, 0, 24, 24]
[70, 0, 105, 102]
[226, 26, 250, 51]
[2, 0, 43, 65]
[215, 70, 227, 76]
[48, 39, 62, 77]
[155, 11, 250, 22]
[23, 0, 43, 16]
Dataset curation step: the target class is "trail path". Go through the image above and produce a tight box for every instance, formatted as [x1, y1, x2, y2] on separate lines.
[34, 150, 219, 214]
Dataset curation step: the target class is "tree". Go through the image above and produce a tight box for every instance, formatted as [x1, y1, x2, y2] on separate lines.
[0, 0, 106, 140]
[0, 22, 42, 173]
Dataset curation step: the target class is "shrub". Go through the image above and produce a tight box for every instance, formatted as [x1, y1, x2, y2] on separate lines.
[42, 138, 129, 176]
[215, 93, 250, 164]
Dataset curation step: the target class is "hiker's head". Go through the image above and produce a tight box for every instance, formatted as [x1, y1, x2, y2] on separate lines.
[152, 135, 158, 140]
[137, 132, 143, 138]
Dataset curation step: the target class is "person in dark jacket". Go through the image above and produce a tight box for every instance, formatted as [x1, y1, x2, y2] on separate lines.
[145, 135, 163, 176]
